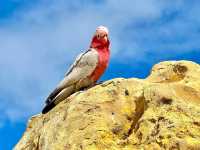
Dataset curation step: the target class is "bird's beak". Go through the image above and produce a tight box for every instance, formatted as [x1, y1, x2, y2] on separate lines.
[103, 35, 108, 42]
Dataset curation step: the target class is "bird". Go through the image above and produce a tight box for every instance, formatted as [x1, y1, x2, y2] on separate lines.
[42, 26, 110, 114]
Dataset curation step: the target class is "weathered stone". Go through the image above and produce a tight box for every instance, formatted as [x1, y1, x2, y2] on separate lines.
[14, 61, 200, 150]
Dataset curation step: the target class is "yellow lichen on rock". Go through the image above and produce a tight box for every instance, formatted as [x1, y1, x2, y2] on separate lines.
[14, 61, 200, 150]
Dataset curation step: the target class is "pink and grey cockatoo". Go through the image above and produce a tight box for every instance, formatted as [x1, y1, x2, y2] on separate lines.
[42, 26, 110, 114]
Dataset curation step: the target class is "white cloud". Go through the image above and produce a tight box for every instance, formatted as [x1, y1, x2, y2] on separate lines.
[0, 0, 199, 123]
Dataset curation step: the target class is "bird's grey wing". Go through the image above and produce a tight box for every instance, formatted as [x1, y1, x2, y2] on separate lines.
[64, 51, 86, 76]
[58, 48, 99, 88]
[45, 48, 98, 104]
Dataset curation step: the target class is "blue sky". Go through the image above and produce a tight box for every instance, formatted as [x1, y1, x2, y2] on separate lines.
[1, 0, 200, 149]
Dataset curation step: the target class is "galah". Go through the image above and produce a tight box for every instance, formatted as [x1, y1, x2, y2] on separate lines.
[42, 26, 110, 114]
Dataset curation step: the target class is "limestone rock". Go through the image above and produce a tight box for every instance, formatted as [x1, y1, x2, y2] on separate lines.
[14, 61, 200, 150]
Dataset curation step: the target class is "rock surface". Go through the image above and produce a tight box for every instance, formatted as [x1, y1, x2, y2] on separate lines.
[15, 61, 200, 150]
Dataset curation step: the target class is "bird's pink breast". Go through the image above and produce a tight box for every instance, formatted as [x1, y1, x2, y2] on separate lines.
[89, 48, 110, 81]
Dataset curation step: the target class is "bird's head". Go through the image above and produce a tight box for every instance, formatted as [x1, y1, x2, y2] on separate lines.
[90, 26, 110, 49]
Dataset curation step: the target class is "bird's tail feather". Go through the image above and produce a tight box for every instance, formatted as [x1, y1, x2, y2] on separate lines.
[42, 85, 75, 114]
[42, 100, 56, 114]
[45, 87, 62, 104]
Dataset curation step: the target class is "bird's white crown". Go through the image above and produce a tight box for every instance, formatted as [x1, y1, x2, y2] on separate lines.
[96, 26, 109, 35]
